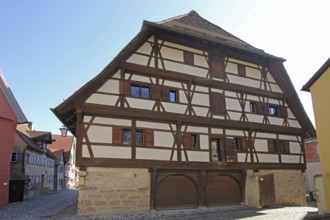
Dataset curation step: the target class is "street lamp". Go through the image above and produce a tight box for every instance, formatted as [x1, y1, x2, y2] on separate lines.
[60, 126, 68, 137]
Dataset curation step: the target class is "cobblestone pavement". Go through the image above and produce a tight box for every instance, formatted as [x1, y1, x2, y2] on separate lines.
[1, 190, 328, 220]
[0, 188, 78, 220]
[54, 203, 327, 220]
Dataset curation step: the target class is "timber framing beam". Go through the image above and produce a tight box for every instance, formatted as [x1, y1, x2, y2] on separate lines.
[76, 157, 305, 170]
[81, 103, 304, 136]
[124, 62, 286, 100]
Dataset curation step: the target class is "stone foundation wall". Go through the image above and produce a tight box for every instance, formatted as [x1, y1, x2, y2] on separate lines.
[78, 167, 150, 216]
[245, 169, 307, 207]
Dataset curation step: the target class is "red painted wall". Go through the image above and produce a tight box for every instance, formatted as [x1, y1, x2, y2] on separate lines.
[0, 90, 17, 206]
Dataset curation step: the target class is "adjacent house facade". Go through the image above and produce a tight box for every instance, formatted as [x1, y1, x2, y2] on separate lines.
[51, 149, 65, 191]
[16, 124, 56, 193]
[303, 57, 330, 214]
[0, 72, 27, 206]
[53, 11, 315, 215]
[48, 134, 77, 188]
[304, 138, 321, 197]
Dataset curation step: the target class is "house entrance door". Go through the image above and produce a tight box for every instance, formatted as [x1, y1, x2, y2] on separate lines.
[259, 174, 275, 206]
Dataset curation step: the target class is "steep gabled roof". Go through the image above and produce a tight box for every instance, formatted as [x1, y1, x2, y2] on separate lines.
[0, 72, 28, 123]
[27, 130, 54, 144]
[157, 10, 253, 49]
[16, 124, 56, 159]
[52, 11, 314, 137]
[302, 57, 330, 92]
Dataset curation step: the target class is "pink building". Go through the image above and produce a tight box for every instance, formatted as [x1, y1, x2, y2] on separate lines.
[0, 73, 27, 206]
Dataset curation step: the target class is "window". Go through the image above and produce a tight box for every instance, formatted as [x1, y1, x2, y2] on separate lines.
[237, 64, 246, 77]
[169, 90, 177, 103]
[280, 140, 290, 154]
[122, 129, 131, 145]
[10, 152, 23, 162]
[28, 155, 35, 164]
[183, 51, 194, 65]
[131, 84, 150, 99]
[191, 134, 199, 149]
[250, 102, 256, 113]
[211, 138, 222, 161]
[136, 130, 143, 146]
[183, 133, 199, 149]
[269, 105, 278, 116]
[268, 139, 279, 153]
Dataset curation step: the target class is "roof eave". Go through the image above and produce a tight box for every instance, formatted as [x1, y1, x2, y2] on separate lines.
[302, 57, 330, 92]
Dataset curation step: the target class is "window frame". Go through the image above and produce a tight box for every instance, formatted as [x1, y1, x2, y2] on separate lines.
[249, 102, 256, 113]
[135, 130, 144, 146]
[130, 83, 150, 99]
[191, 134, 200, 149]
[268, 105, 278, 117]
[122, 129, 131, 145]
[169, 90, 177, 103]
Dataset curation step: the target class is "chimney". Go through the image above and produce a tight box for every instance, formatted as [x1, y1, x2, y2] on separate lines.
[28, 122, 33, 130]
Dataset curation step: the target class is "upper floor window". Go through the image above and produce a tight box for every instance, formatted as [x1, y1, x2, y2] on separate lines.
[122, 129, 131, 145]
[183, 51, 194, 65]
[183, 133, 199, 149]
[269, 105, 278, 117]
[268, 139, 279, 153]
[131, 84, 150, 99]
[250, 102, 256, 113]
[169, 90, 177, 103]
[112, 127, 154, 147]
[11, 152, 23, 162]
[237, 64, 246, 77]
[136, 130, 144, 146]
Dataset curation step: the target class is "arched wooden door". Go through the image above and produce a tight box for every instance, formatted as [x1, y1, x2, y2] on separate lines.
[206, 175, 241, 207]
[155, 175, 198, 210]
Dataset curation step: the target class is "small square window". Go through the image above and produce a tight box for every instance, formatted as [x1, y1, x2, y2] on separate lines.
[269, 106, 278, 116]
[122, 129, 131, 145]
[136, 131, 143, 146]
[169, 90, 177, 103]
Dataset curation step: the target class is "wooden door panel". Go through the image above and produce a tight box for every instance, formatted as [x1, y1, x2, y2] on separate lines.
[206, 175, 241, 207]
[155, 175, 198, 210]
[259, 174, 275, 206]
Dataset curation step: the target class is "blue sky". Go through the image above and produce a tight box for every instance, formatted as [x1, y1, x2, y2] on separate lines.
[1, 0, 329, 135]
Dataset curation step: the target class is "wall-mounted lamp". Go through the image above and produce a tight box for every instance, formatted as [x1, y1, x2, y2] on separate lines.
[60, 126, 68, 137]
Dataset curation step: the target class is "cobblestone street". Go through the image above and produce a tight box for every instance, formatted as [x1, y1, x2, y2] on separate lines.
[0, 189, 78, 220]
[1, 189, 328, 220]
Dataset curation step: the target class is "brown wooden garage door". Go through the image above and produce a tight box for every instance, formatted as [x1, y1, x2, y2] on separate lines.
[206, 175, 241, 207]
[155, 175, 198, 210]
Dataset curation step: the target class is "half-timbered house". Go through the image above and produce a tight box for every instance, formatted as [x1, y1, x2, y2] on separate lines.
[52, 11, 315, 215]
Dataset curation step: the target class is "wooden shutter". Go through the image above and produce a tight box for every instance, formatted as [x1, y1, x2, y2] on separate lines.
[183, 51, 194, 65]
[237, 64, 246, 77]
[210, 55, 225, 79]
[225, 138, 237, 162]
[112, 127, 122, 145]
[256, 103, 264, 114]
[144, 129, 154, 147]
[267, 139, 276, 153]
[182, 133, 191, 149]
[162, 86, 170, 102]
[210, 92, 226, 115]
[280, 141, 290, 154]
[151, 84, 161, 99]
[241, 138, 249, 152]
[119, 80, 130, 95]
[279, 106, 288, 118]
